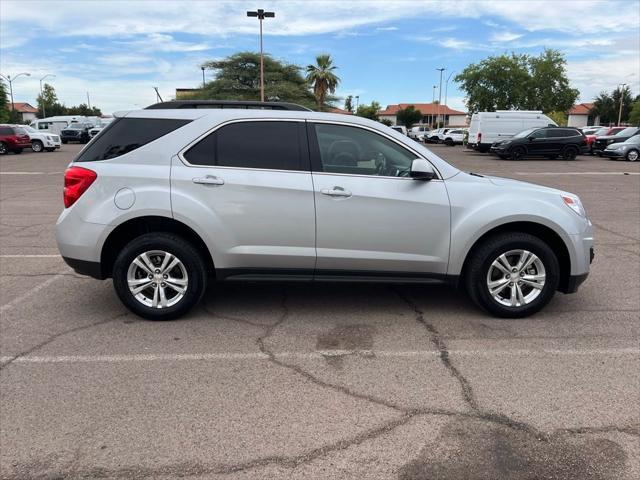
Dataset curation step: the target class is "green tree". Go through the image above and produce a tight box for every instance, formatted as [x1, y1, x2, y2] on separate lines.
[455, 49, 578, 113]
[396, 105, 423, 128]
[590, 92, 616, 125]
[628, 99, 640, 126]
[65, 104, 102, 116]
[611, 86, 633, 123]
[200, 52, 316, 109]
[344, 95, 354, 113]
[0, 79, 9, 123]
[356, 101, 381, 121]
[547, 111, 568, 126]
[379, 118, 393, 126]
[306, 54, 340, 111]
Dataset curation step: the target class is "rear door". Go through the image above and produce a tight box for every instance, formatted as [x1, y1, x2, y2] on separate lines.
[308, 121, 450, 277]
[171, 120, 316, 277]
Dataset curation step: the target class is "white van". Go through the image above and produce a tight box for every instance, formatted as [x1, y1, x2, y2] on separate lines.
[30, 116, 90, 135]
[467, 111, 556, 152]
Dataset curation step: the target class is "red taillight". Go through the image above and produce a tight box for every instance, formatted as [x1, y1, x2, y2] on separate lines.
[63, 166, 97, 208]
[477, 132, 482, 143]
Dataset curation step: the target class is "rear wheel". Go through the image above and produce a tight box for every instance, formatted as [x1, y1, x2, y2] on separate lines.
[62, 139, 68, 144]
[626, 149, 639, 162]
[444, 138, 453, 146]
[0, 142, 7, 155]
[562, 146, 578, 160]
[545, 155, 558, 160]
[13, 148, 22, 154]
[113, 233, 207, 320]
[464, 232, 559, 318]
[31, 140, 43, 153]
[510, 146, 525, 160]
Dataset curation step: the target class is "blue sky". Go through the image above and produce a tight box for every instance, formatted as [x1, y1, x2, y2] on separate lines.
[1, 0, 638, 114]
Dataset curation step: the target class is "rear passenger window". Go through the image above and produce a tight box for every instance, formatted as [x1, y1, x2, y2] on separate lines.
[0, 127, 13, 135]
[184, 121, 303, 171]
[75, 118, 190, 162]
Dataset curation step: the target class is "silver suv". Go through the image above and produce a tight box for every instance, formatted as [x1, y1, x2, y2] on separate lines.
[56, 101, 594, 320]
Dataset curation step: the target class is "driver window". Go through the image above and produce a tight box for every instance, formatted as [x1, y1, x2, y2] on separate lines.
[314, 123, 416, 177]
[530, 129, 547, 139]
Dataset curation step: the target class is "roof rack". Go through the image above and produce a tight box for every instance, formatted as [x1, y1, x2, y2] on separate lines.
[145, 100, 311, 111]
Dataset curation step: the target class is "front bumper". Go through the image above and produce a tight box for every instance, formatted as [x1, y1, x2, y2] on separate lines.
[601, 150, 625, 158]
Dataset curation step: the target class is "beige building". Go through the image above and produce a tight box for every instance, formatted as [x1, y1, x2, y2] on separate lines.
[378, 103, 467, 127]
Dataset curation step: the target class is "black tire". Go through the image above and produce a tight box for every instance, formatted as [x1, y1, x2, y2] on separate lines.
[464, 232, 560, 318]
[62, 139, 68, 144]
[0, 142, 7, 155]
[13, 148, 22, 154]
[545, 155, 558, 160]
[45, 148, 55, 152]
[626, 148, 639, 162]
[112, 233, 208, 320]
[510, 146, 525, 160]
[498, 155, 508, 160]
[562, 146, 578, 160]
[444, 138, 454, 146]
[31, 140, 44, 153]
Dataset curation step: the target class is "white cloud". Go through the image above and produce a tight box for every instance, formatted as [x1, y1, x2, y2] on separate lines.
[376, 26, 398, 31]
[567, 54, 640, 103]
[490, 31, 523, 43]
[439, 38, 484, 50]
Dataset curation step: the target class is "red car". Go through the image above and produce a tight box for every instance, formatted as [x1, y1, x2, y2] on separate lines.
[584, 126, 626, 154]
[0, 124, 32, 154]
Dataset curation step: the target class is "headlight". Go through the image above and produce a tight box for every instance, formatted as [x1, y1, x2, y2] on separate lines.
[561, 194, 586, 218]
[607, 139, 615, 144]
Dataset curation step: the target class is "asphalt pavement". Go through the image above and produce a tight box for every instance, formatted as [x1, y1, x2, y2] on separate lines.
[1, 142, 638, 479]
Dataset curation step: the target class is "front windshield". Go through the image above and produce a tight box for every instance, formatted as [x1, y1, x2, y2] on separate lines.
[513, 127, 538, 139]
[23, 126, 36, 133]
[68, 124, 86, 130]
[615, 127, 637, 136]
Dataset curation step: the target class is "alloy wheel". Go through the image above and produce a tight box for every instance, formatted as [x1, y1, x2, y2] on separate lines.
[126, 250, 188, 309]
[627, 149, 638, 162]
[486, 249, 546, 307]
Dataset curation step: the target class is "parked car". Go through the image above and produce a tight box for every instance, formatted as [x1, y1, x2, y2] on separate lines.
[60, 123, 92, 144]
[490, 127, 588, 160]
[593, 127, 640, 155]
[425, 128, 451, 143]
[21, 125, 61, 152]
[468, 111, 557, 153]
[442, 129, 466, 146]
[584, 127, 626, 154]
[56, 100, 593, 320]
[390, 125, 408, 136]
[30, 115, 90, 135]
[408, 125, 430, 140]
[89, 118, 114, 138]
[601, 134, 640, 161]
[0, 124, 32, 154]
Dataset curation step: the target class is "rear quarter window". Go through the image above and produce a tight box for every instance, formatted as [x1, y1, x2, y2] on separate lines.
[0, 127, 14, 135]
[75, 118, 191, 162]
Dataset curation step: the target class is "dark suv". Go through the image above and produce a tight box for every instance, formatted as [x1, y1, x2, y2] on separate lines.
[0, 125, 32, 154]
[490, 127, 588, 160]
[61, 123, 92, 144]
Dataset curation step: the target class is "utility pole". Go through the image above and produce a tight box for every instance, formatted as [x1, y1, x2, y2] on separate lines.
[432, 85, 437, 103]
[355, 95, 359, 111]
[153, 87, 163, 103]
[617, 83, 627, 126]
[436, 68, 445, 128]
[39, 74, 55, 118]
[86, 92, 91, 109]
[247, 8, 275, 102]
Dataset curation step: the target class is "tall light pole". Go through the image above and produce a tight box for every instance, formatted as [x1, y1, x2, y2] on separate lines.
[436, 68, 445, 128]
[39, 74, 55, 118]
[247, 8, 275, 102]
[0, 72, 31, 111]
[444, 70, 454, 108]
[355, 95, 359, 111]
[201, 66, 206, 89]
[432, 85, 437, 103]
[617, 83, 627, 126]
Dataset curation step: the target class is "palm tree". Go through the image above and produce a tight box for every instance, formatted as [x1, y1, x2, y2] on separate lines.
[306, 54, 340, 111]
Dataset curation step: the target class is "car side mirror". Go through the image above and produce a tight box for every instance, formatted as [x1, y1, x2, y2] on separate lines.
[410, 159, 436, 180]
[528, 136, 535, 141]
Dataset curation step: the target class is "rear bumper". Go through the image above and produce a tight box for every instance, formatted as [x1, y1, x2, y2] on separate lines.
[62, 256, 105, 279]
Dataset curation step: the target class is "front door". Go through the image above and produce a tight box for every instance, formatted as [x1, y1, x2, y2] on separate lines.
[171, 120, 316, 277]
[308, 122, 451, 277]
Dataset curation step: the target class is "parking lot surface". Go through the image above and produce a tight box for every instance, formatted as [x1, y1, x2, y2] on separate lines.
[1, 143, 639, 479]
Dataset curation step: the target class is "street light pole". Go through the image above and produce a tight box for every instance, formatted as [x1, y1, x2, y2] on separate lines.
[355, 95, 359, 111]
[201, 66, 205, 89]
[0, 72, 31, 111]
[432, 85, 436, 103]
[444, 71, 454, 108]
[247, 8, 275, 102]
[436, 68, 445, 128]
[617, 83, 627, 126]
[39, 74, 55, 118]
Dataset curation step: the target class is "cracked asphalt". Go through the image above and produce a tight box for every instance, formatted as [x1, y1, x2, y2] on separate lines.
[1, 143, 639, 479]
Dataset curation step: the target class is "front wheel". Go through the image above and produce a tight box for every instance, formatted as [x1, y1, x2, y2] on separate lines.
[464, 233, 560, 318]
[510, 146, 525, 160]
[62, 139, 68, 144]
[113, 233, 207, 320]
[562, 146, 578, 160]
[0, 142, 7, 155]
[626, 149, 639, 162]
[32, 140, 44, 152]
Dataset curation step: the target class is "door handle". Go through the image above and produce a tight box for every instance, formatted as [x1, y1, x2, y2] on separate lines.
[321, 186, 352, 198]
[193, 175, 224, 186]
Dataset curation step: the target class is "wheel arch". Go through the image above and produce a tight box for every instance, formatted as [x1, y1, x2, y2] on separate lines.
[100, 216, 215, 279]
[459, 221, 572, 293]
